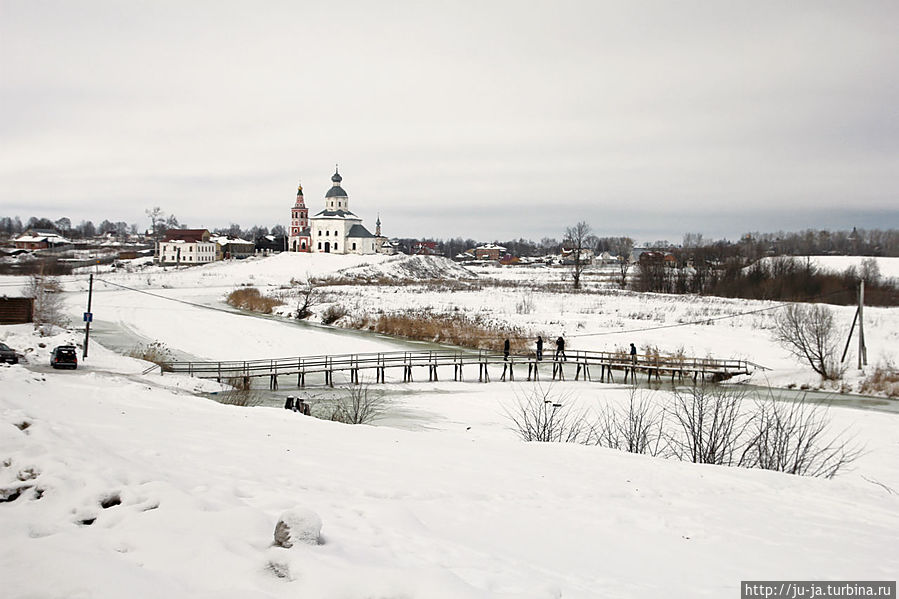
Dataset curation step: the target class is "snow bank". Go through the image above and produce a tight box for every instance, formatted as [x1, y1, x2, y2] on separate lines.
[2, 327, 899, 598]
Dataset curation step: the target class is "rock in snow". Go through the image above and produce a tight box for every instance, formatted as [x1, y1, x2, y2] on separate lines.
[274, 508, 323, 548]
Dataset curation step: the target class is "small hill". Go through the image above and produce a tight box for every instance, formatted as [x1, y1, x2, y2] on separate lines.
[323, 254, 477, 283]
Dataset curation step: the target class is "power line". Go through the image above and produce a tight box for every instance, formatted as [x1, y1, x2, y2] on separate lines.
[95, 278, 250, 317]
[92, 277, 853, 344]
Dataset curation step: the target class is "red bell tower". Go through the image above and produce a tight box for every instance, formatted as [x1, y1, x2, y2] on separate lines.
[288, 181, 311, 252]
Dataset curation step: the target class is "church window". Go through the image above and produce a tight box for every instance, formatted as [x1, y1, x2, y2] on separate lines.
[317, 242, 321, 250]
[334, 243, 338, 251]
[352, 242, 356, 250]
[326, 230, 329, 236]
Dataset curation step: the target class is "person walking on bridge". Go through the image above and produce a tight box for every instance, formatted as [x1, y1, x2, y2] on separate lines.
[503, 338, 511, 361]
[555, 336, 567, 361]
[536, 336, 544, 361]
[630, 343, 637, 364]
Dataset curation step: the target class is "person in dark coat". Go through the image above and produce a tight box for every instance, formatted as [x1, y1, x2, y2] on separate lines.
[630, 342, 637, 364]
[536, 336, 544, 361]
[555, 336, 566, 361]
[503, 338, 511, 361]
[284, 396, 295, 410]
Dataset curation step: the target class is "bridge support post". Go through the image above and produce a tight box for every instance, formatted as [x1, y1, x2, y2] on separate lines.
[270, 374, 278, 390]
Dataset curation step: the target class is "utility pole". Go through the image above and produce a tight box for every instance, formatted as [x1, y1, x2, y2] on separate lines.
[83, 274, 93, 359]
[858, 280, 867, 369]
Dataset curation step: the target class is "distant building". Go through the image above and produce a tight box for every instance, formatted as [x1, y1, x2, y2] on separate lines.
[211, 235, 254, 260]
[14, 229, 70, 250]
[287, 182, 311, 253]
[411, 241, 439, 256]
[158, 229, 215, 265]
[308, 167, 377, 254]
[475, 243, 507, 261]
[255, 234, 287, 254]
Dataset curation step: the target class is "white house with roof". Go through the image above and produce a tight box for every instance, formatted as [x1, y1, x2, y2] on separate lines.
[309, 167, 377, 255]
[157, 229, 216, 265]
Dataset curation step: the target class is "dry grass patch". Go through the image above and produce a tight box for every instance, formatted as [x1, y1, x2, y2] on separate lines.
[349, 312, 531, 352]
[859, 365, 899, 398]
[226, 287, 283, 314]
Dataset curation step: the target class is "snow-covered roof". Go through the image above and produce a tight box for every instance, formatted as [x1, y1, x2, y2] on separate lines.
[15, 234, 71, 244]
[210, 236, 253, 245]
[476, 243, 506, 251]
[311, 209, 360, 220]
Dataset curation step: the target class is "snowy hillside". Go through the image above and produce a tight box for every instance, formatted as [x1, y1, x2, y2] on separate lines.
[325, 254, 476, 282]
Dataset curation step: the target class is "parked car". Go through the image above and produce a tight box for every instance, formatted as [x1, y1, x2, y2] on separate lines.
[0, 342, 19, 365]
[50, 345, 78, 370]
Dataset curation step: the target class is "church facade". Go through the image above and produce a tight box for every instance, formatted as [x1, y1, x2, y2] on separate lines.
[290, 168, 378, 255]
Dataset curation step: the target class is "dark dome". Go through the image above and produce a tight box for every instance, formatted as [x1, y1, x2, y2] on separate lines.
[325, 185, 347, 198]
[331, 170, 342, 183]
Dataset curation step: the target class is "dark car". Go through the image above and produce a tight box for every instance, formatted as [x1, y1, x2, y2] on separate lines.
[50, 345, 78, 370]
[0, 342, 19, 365]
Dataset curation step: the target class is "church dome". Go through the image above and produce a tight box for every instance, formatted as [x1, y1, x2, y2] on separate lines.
[331, 168, 342, 183]
[325, 185, 347, 198]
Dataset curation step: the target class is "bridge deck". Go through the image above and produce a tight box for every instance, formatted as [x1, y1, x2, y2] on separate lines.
[160, 349, 753, 389]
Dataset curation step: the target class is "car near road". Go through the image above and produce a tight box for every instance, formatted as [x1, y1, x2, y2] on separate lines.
[0, 342, 19, 365]
[50, 345, 78, 370]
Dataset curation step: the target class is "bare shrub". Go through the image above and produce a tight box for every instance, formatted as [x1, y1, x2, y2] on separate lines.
[321, 304, 348, 325]
[226, 287, 283, 314]
[217, 388, 265, 407]
[591, 388, 665, 455]
[665, 385, 748, 465]
[515, 293, 536, 315]
[772, 304, 844, 380]
[225, 376, 252, 391]
[741, 392, 862, 478]
[505, 384, 589, 443]
[127, 341, 173, 369]
[325, 385, 385, 425]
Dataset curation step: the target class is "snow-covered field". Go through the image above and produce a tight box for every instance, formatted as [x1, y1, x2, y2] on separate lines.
[2, 253, 899, 597]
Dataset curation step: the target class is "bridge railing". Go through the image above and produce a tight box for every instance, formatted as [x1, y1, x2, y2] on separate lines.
[162, 348, 752, 378]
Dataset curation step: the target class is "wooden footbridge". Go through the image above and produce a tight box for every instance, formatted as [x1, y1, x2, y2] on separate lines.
[158, 349, 754, 389]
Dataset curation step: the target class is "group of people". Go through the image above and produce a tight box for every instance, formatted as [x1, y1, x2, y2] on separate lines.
[503, 336, 640, 363]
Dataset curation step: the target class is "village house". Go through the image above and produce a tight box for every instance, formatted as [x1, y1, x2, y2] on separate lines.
[157, 229, 216, 265]
[475, 243, 507, 261]
[13, 229, 70, 250]
[411, 241, 439, 256]
[210, 235, 255, 260]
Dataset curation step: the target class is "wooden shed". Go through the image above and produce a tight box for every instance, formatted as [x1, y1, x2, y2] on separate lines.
[0, 297, 34, 324]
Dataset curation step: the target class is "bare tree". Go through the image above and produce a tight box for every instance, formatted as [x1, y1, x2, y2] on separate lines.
[145, 207, 165, 240]
[773, 304, 843, 380]
[505, 383, 589, 443]
[564, 221, 593, 290]
[666, 385, 748, 465]
[294, 283, 319, 320]
[26, 273, 68, 334]
[741, 392, 862, 478]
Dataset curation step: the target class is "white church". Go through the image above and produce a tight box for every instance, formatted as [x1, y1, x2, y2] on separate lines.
[288, 167, 379, 255]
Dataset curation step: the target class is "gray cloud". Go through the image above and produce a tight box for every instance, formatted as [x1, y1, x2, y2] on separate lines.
[2, 0, 896, 241]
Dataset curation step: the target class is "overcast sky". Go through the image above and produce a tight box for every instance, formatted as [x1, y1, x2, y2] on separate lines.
[2, 1, 897, 244]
